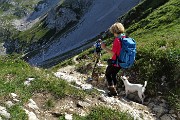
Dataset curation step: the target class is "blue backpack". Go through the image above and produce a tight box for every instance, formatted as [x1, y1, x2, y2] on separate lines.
[95, 42, 101, 53]
[115, 36, 136, 68]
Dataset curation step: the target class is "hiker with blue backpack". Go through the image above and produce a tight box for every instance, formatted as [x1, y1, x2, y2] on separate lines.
[94, 39, 102, 58]
[101, 22, 136, 97]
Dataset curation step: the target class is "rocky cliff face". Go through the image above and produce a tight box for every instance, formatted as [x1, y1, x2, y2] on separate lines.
[45, 0, 93, 31]
[46, 7, 78, 32]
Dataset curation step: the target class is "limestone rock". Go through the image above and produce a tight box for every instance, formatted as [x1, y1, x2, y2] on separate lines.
[28, 99, 39, 110]
[46, 8, 77, 30]
[24, 77, 35, 86]
[152, 106, 168, 117]
[10, 93, 18, 98]
[77, 101, 91, 108]
[148, 102, 156, 109]
[5, 101, 14, 108]
[0, 106, 11, 119]
[65, 113, 72, 120]
[81, 84, 93, 90]
[24, 109, 39, 120]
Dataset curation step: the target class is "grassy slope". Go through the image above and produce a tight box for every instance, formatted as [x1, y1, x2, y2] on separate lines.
[0, 55, 90, 100]
[0, 55, 91, 118]
[13, 19, 54, 43]
[128, 0, 180, 109]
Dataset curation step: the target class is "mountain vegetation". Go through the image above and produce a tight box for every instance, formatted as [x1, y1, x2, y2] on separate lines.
[123, 0, 180, 110]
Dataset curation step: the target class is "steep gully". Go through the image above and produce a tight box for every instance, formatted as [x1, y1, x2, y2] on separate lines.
[25, 0, 140, 68]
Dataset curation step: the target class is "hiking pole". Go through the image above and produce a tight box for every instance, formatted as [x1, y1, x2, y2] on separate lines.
[91, 54, 100, 76]
[90, 53, 101, 83]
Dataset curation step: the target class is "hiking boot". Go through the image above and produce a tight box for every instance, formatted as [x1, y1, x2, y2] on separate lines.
[107, 92, 113, 97]
[108, 86, 118, 97]
[107, 91, 118, 97]
[112, 92, 118, 97]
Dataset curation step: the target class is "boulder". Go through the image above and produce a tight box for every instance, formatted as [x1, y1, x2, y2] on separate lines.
[28, 99, 39, 110]
[0, 106, 11, 119]
[65, 113, 72, 120]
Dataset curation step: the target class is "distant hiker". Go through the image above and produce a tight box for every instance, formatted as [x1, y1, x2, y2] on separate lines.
[94, 39, 102, 57]
[89, 39, 102, 84]
[101, 22, 125, 97]
[92, 39, 102, 64]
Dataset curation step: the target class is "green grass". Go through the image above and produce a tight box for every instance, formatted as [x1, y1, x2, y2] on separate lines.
[73, 106, 133, 120]
[119, 0, 169, 29]
[14, 20, 54, 43]
[51, 58, 75, 72]
[7, 105, 28, 120]
[0, 55, 125, 119]
[0, 3, 14, 12]
[44, 99, 55, 110]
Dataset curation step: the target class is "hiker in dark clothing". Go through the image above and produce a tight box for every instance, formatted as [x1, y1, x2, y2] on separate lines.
[101, 22, 125, 96]
[94, 39, 101, 57]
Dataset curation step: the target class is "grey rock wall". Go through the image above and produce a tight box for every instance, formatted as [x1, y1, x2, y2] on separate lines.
[46, 8, 77, 31]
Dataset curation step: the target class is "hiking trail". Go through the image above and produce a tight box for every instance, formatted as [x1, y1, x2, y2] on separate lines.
[54, 55, 156, 120]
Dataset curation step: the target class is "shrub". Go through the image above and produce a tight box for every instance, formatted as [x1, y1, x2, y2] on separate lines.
[131, 44, 180, 96]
